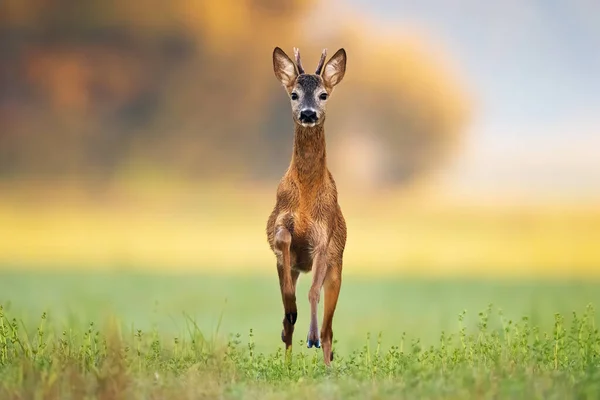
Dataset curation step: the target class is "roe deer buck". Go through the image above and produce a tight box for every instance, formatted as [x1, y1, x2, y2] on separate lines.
[266, 46, 347, 366]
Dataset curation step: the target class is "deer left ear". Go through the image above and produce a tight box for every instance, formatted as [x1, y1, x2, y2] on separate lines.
[321, 48, 346, 89]
[273, 47, 298, 89]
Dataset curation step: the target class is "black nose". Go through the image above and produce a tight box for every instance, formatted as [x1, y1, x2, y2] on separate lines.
[299, 109, 318, 123]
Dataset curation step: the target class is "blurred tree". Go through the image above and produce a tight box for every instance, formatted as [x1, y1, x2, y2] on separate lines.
[0, 0, 469, 189]
[332, 23, 470, 187]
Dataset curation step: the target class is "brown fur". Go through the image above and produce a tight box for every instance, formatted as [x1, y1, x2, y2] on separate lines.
[266, 47, 347, 366]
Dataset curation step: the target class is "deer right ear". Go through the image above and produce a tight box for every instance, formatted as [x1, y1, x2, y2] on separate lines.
[273, 47, 298, 89]
[322, 48, 346, 89]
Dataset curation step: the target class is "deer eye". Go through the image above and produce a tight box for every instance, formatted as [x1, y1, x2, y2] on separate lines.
[291, 92, 299, 100]
[319, 92, 328, 100]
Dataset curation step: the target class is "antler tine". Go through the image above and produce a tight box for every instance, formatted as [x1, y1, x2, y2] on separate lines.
[315, 48, 327, 75]
[293, 47, 305, 74]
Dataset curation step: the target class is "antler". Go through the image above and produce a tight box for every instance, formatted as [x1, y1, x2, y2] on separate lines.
[293, 47, 305, 74]
[315, 48, 327, 75]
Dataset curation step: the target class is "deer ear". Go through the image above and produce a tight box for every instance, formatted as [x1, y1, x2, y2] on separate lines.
[322, 48, 346, 89]
[273, 47, 298, 89]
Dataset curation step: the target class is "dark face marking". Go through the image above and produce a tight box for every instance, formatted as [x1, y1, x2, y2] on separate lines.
[297, 75, 320, 106]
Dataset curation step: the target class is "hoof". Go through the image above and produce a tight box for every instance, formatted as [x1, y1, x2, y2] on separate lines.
[330, 351, 334, 361]
[285, 312, 297, 325]
[307, 338, 321, 348]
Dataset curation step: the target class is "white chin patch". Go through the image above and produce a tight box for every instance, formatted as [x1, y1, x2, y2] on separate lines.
[300, 122, 317, 128]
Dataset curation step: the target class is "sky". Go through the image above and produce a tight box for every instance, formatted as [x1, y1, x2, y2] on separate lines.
[337, 0, 600, 197]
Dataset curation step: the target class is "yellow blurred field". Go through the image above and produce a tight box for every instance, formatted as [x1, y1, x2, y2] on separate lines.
[0, 180, 599, 278]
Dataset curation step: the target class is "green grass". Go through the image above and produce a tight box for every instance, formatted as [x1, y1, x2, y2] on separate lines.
[1, 272, 600, 399]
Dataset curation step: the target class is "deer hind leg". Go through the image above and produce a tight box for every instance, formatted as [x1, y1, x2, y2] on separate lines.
[321, 266, 342, 366]
[307, 246, 328, 349]
[275, 226, 298, 349]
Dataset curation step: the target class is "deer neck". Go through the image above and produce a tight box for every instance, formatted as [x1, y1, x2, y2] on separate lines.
[290, 124, 327, 185]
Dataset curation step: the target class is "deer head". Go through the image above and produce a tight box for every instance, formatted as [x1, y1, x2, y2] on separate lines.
[273, 47, 347, 127]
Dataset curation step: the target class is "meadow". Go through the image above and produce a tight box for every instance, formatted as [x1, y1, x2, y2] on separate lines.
[1, 181, 599, 277]
[1, 272, 600, 399]
[1, 183, 599, 398]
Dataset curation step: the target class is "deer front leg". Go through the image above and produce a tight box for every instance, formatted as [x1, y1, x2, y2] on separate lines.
[278, 265, 300, 348]
[321, 267, 341, 366]
[275, 226, 297, 349]
[307, 245, 328, 348]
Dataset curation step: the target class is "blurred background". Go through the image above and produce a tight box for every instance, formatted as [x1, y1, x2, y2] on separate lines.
[1, 0, 599, 351]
